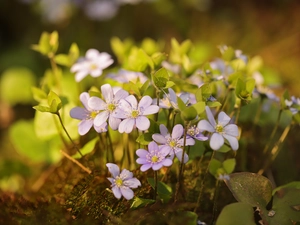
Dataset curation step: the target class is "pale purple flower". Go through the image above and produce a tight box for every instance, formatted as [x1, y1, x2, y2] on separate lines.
[186, 125, 208, 141]
[88, 84, 128, 130]
[106, 163, 141, 200]
[155, 88, 192, 109]
[152, 124, 195, 163]
[71, 49, 113, 82]
[113, 95, 159, 133]
[136, 141, 173, 171]
[70, 92, 108, 135]
[84, 0, 119, 21]
[285, 96, 300, 115]
[107, 69, 148, 84]
[218, 174, 230, 181]
[197, 106, 239, 151]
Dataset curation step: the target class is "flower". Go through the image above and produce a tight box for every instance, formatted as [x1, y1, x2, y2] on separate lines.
[197, 106, 239, 151]
[155, 88, 192, 109]
[136, 141, 173, 171]
[285, 96, 300, 115]
[106, 163, 141, 200]
[88, 84, 129, 130]
[71, 49, 113, 82]
[70, 92, 108, 135]
[113, 95, 159, 133]
[107, 69, 148, 84]
[186, 125, 208, 141]
[152, 124, 195, 163]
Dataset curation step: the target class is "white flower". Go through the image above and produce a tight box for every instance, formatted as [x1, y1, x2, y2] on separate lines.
[71, 49, 113, 82]
[197, 106, 239, 151]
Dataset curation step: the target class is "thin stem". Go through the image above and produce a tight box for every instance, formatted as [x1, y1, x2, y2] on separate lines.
[174, 122, 189, 203]
[194, 150, 216, 212]
[56, 112, 83, 157]
[258, 123, 292, 175]
[60, 150, 92, 174]
[107, 130, 115, 163]
[253, 97, 264, 125]
[211, 180, 220, 224]
[262, 109, 282, 154]
[154, 171, 158, 201]
[155, 90, 160, 122]
[49, 56, 61, 92]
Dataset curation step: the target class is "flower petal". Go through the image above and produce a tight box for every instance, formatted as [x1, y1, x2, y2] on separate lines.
[197, 120, 215, 132]
[159, 124, 169, 136]
[120, 187, 134, 200]
[94, 122, 108, 133]
[224, 124, 239, 137]
[120, 169, 133, 179]
[152, 134, 167, 144]
[210, 133, 224, 150]
[136, 157, 149, 164]
[171, 124, 183, 139]
[112, 186, 122, 199]
[124, 178, 141, 188]
[142, 105, 159, 115]
[114, 89, 129, 101]
[162, 158, 173, 167]
[90, 69, 102, 77]
[79, 92, 90, 109]
[88, 96, 106, 110]
[106, 163, 120, 178]
[223, 134, 239, 150]
[205, 106, 216, 128]
[125, 95, 138, 109]
[152, 162, 163, 171]
[75, 70, 88, 82]
[118, 118, 135, 133]
[159, 145, 171, 156]
[218, 111, 231, 127]
[175, 149, 189, 163]
[101, 84, 114, 103]
[148, 141, 158, 151]
[70, 107, 89, 120]
[108, 116, 121, 130]
[136, 116, 150, 131]
[94, 111, 109, 126]
[140, 163, 152, 172]
[86, 49, 99, 59]
[139, 95, 153, 108]
[136, 149, 149, 158]
[78, 119, 93, 135]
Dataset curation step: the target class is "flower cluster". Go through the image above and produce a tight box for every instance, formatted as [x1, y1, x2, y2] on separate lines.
[70, 84, 159, 134]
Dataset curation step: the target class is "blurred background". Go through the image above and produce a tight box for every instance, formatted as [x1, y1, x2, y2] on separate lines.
[0, 0, 300, 193]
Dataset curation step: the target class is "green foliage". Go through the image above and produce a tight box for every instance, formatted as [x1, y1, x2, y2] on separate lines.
[33, 90, 62, 114]
[73, 138, 98, 159]
[152, 67, 170, 89]
[123, 48, 154, 72]
[235, 78, 255, 104]
[130, 197, 155, 209]
[110, 37, 134, 63]
[147, 178, 172, 203]
[54, 43, 79, 67]
[209, 158, 236, 178]
[0, 67, 36, 105]
[9, 120, 61, 163]
[31, 31, 59, 57]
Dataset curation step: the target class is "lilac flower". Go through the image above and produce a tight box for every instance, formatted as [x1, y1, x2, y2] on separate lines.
[152, 124, 195, 163]
[70, 92, 108, 135]
[84, 0, 119, 21]
[88, 84, 128, 130]
[197, 106, 239, 151]
[106, 163, 141, 200]
[155, 88, 192, 109]
[285, 96, 300, 115]
[113, 95, 159, 133]
[136, 141, 173, 171]
[71, 49, 113, 82]
[186, 125, 208, 141]
[107, 69, 148, 84]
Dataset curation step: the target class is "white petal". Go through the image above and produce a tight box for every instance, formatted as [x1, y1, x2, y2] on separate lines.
[136, 116, 150, 131]
[175, 149, 189, 163]
[101, 84, 114, 102]
[159, 124, 169, 136]
[124, 178, 141, 188]
[118, 118, 135, 133]
[210, 133, 224, 150]
[139, 96, 153, 109]
[75, 70, 88, 82]
[108, 116, 121, 130]
[125, 95, 138, 109]
[90, 69, 102, 77]
[120, 169, 133, 179]
[114, 89, 129, 101]
[197, 120, 215, 132]
[224, 124, 239, 137]
[223, 134, 239, 150]
[218, 111, 231, 126]
[113, 109, 128, 119]
[86, 49, 99, 59]
[106, 163, 120, 178]
[142, 105, 159, 115]
[171, 124, 183, 139]
[205, 106, 216, 127]
[120, 187, 134, 200]
[78, 119, 93, 135]
[152, 134, 167, 144]
[88, 97, 106, 110]
[94, 111, 109, 126]
[112, 186, 122, 199]
[79, 92, 90, 109]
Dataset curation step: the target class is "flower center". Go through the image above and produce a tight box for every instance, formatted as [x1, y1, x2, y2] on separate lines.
[115, 177, 123, 187]
[215, 124, 224, 133]
[151, 155, 159, 163]
[187, 126, 200, 136]
[90, 111, 99, 119]
[107, 103, 116, 112]
[90, 63, 98, 70]
[131, 110, 139, 118]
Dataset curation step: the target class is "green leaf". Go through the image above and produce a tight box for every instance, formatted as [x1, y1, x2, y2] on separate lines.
[152, 52, 167, 67]
[177, 96, 187, 111]
[152, 67, 170, 89]
[221, 46, 235, 61]
[192, 101, 206, 114]
[73, 138, 98, 159]
[110, 37, 133, 63]
[68, 42, 79, 65]
[247, 55, 263, 75]
[32, 31, 59, 56]
[47, 91, 62, 113]
[9, 120, 61, 163]
[136, 133, 153, 145]
[31, 87, 47, 102]
[223, 158, 236, 174]
[147, 178, 172, 202]
[130, 197, 155, 210]
[169, 211, 198, 225]
[54, 54, 69, 66]
[216, 202, 256, 225]
[225, 172, 273, 208]
[124, 48, 154, 71]
[209, 159, 222, 177]
[272, 181, 300, 195]
[0, 67, 36, 105]
[181, 106, 197, 121]
[33, 105, 51, 113]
